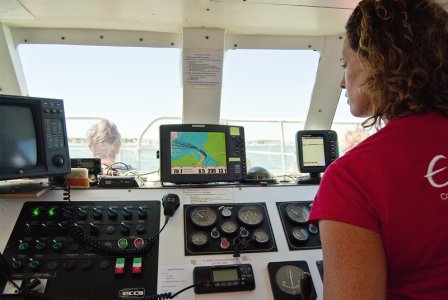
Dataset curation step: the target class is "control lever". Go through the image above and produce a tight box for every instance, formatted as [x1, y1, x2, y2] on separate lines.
[162, 193, 180, 217]
[300, 272, 313, 300]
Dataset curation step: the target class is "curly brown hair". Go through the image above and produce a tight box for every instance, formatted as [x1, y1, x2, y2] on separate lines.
[346, 0, 448, 129]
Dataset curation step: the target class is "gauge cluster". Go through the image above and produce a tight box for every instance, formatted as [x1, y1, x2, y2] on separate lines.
[276, 201, 321, 250]
[184, 203, 277, 255]
[267, 261, 317, 300]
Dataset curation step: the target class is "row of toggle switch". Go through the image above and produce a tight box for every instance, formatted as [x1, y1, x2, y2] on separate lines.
[30, 206, 149, 221]
[21, 222, 147, 237]
[10, 256, 144, 275]
[17, 237, 145, 253]
[76, 207, 148, 220]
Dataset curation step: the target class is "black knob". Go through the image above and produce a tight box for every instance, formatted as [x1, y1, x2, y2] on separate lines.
[123, 207, 132, 219]
[121, 223, 130, 235]
[52, 155, 65, 167]
[40, 223, 48, 235]
[24, 223, 33, 235]
[57, 222, 67, 235]
[18, 241, 29, 252]
[89, 223, 100, 235]
[136, 224, 146, 235]
[35, 240, 46, 251]
[11, 259, 22, 270]
[138, 207, 147, 219]
[52, 240, 63, 252]
[93, 208, 102, 220]
[108, 207, 117, 219]
[28, 259, 40, 270]
[78, 208, 87, 219]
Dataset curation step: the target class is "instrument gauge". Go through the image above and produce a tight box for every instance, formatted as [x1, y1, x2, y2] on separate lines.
[237, 205, 264, 226]
[309, 223, 319, 234]
[285, 203, 310, 224]
[290, 226, 309, 243]
[253, 228, 270, 244]
[220, 219, 238, 235]
[190, 207, 218, 228]
[221, 207, 232, 217]
[275, 265, 304, 295]
[189, 231, 209, 248]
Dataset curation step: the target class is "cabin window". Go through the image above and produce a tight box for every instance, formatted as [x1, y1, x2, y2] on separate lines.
[221, 49, 320, 175]
[18, 44, 182, 172]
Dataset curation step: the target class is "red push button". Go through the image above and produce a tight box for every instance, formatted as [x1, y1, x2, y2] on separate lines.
[133, 238, 145, 248]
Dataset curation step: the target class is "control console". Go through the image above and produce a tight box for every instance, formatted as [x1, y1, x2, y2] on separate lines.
[1, 201, 160, 299]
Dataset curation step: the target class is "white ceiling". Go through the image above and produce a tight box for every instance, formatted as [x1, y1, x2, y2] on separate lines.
[0, 0, 359, 36]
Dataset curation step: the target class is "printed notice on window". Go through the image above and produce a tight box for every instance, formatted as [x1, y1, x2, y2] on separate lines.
[183, 49, 223, 87]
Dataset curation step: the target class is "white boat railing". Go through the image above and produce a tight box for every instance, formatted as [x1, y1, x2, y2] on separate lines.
[66, 116, 364, 174]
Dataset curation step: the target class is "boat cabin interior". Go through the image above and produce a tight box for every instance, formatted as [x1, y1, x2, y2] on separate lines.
[0, 1, 365, 299]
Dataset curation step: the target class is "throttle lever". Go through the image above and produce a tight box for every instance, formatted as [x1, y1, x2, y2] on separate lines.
[300, 271, 313, 300]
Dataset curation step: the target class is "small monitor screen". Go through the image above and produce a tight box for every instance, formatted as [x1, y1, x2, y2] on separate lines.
[0, 106, 37, 168]
[301, 135, 326, 167]
[170, 131, 227, 175]
[160, 124, 246, 184]
[212, 268, 239, 282]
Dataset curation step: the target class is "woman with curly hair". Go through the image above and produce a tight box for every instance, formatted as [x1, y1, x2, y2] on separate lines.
[309, 0, 448, 299]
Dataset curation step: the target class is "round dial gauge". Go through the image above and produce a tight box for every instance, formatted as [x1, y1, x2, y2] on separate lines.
[220, 219, 238, 234]
[291, 226, 309, 243]
[309, 223, 319, 234]
[237, 205, 264, 226]
[285, 203, 310, 224]
[189, 231, 209, 248]
[253, 228, 270, 244]
[275, 265, 304, 295]
[221, 207, 232, 217]
[190, 207, 218, 228]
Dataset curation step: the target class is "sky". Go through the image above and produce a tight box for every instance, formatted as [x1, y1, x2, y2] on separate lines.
[17, 44, 360, 142]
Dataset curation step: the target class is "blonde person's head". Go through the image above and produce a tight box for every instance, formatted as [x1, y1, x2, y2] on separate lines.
[86, 119, 121, 166]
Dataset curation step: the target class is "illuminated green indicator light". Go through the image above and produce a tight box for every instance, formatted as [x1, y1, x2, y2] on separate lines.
[48, 208, 56, 217]
[118, 238, 128, 249]
[32, 208, 40, 217]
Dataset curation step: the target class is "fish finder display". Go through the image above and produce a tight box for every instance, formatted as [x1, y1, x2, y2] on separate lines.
[170, 131, 227, 175]
[160, 124, 247, 184]
[296, 130, 339, 184]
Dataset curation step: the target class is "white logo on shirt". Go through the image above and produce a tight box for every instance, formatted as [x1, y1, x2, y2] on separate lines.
[425, 155, 448, 194]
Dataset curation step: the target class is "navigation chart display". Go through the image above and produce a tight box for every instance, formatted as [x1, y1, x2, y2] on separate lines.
[170, 131, 227, 175]
[160, 124, 247, 184]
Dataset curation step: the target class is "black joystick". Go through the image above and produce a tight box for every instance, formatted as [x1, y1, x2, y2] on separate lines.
[162, 193, 180, 217]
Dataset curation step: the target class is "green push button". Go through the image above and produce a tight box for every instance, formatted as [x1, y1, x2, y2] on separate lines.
[117, 238, 128, 249]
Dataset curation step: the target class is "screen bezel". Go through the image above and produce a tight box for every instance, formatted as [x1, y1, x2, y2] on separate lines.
[0, 94, 70, 181]
[296, 130, 338, 174]
[159, 124, 244, 184]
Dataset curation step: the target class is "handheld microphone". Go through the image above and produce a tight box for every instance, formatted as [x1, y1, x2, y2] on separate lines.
[162, 193, 180, 217]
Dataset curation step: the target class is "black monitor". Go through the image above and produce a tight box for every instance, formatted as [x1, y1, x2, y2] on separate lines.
[159, 124, 247, 184]
[296, 130, 338, 184]
[0, 94, 71, 183]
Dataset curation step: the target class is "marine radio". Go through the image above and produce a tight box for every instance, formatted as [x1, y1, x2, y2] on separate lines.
[193, 264, 255, 294]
